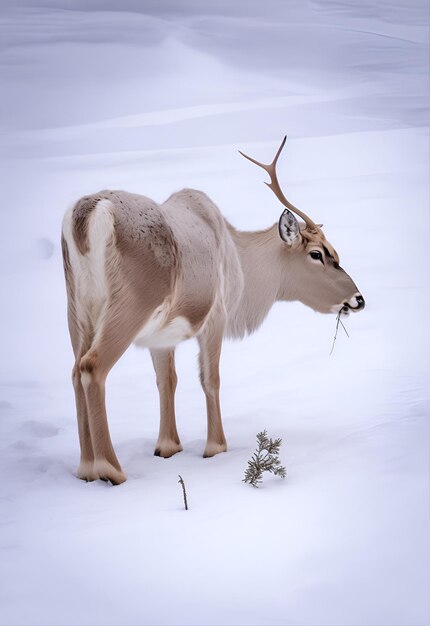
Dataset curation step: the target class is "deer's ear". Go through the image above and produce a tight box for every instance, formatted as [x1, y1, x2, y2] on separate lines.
[278, 209, 300, 246]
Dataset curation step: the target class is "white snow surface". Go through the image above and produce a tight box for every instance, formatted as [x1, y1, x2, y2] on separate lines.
[0, 1, 429, 625]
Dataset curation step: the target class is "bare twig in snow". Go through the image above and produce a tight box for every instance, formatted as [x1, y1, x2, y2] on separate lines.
[178, 475, 188, 510]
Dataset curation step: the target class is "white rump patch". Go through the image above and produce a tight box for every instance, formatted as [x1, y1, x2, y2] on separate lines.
[84, 199, 115, 312]
[62, 198, 115, 329]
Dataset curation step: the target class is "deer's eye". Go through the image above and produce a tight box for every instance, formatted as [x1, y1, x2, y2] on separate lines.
[309, 251, 323, 262]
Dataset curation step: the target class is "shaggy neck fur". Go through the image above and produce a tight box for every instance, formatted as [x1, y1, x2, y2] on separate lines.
[225, 222, 291, 339]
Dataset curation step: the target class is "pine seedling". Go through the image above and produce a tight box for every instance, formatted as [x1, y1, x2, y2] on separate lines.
[243, 430, 286, 488]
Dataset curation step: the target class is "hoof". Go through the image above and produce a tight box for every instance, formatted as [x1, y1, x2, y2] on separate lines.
[77, 460, 97, 482]
[94, 459, 127, 485]
[203, 442, 227, 458]
[154, 440, 183, 458]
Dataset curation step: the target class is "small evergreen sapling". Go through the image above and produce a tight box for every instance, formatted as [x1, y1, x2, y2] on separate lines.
[243, 430, 286, 487]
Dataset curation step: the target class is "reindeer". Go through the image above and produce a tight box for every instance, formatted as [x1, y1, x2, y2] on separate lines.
[61, 137, 365, 485]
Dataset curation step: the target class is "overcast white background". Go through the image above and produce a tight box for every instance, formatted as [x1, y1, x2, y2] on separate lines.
[0, 2, 429, 625]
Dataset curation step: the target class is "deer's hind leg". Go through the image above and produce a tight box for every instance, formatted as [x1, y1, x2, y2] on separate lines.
[78, 300, 149, 485]
[72, 338, 97, 482]
[63, 237, 97, 481]
[69, 322, 97, 481]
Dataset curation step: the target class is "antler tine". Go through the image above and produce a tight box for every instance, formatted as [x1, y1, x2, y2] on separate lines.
[239, 136, 319, 233]
[271, 134, 287, 167]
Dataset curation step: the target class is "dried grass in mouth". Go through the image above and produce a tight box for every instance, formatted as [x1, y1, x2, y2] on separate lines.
[330, 309, 350, 355]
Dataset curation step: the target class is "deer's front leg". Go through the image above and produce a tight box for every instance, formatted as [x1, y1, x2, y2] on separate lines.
[150, 349, 183, 458]
[198, 317, 227, 458]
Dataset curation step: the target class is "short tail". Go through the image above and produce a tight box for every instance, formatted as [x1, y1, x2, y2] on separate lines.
[62, 196, 116, 329]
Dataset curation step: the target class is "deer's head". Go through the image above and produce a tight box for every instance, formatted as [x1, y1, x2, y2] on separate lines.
[240, 137, 365, 316]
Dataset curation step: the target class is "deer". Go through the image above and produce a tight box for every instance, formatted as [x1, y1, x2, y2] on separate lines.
[61, 137, 365, 485]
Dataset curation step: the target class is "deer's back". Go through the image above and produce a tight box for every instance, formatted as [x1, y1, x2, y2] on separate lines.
[63, 188, 243, 347]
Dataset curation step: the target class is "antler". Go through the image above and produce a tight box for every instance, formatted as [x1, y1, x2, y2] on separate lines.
[239, 136, 319, 233]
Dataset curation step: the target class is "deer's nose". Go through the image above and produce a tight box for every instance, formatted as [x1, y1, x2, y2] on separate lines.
[344, 294, 365, 311]
[355, 295, 365, 309]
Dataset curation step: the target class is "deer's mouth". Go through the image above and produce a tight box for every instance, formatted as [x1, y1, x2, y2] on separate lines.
[330, 304, 350, 316]
[340, 304, 351, 317]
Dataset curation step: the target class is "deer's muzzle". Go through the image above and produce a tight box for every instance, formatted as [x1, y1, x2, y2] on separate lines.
[343, 294, 365, 312]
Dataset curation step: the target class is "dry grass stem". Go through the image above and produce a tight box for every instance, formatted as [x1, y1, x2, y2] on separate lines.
[330, 310, 350, 355]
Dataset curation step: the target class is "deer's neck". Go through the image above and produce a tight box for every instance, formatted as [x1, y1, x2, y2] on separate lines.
[226, 223, 287, 339]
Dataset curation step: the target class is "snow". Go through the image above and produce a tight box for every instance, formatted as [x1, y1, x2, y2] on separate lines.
[0, 1, 429, 625]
